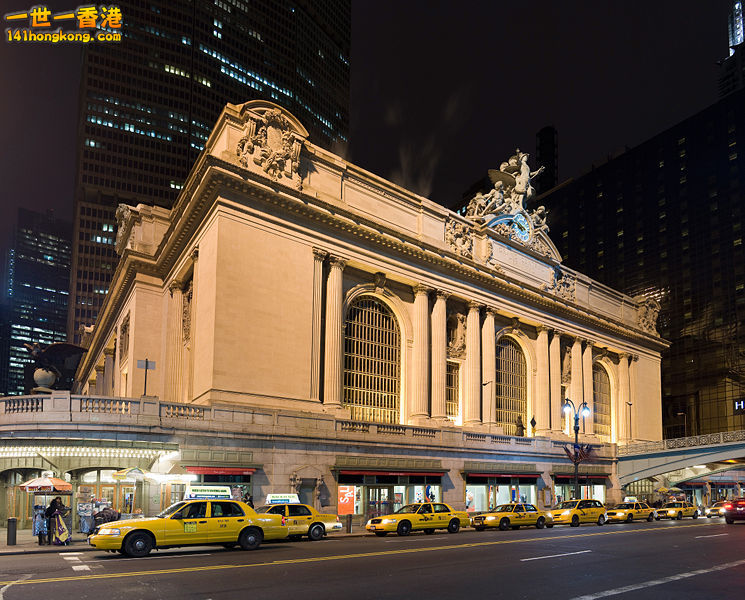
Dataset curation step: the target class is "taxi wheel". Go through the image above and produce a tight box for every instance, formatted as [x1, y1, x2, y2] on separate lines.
[447, 519, 460, 534]
[626, 514, 633, 523]
[239, 527, 263, 550]
[570, 515, 580, 527]
[123, 532, 153, 558]
[424, 528, 435, 535]
[647, 513, 654, 522]
[498, 518, 510, 531]
[536, 517, 545, 529]
[396, 521, 412, 536]
[725, 517, 735, 524]
[374, 531, 388, 537]
[676, 512, 683, 520]
[692, 511, 699, 519]
[597, 515, 606, 526]
[308, 523, 325, 541]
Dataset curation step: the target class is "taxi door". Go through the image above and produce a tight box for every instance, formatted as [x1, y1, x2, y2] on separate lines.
[208, 501, 248, 543]
[163, 501, 209, 545]
[512, 504, 529, 525]
[287, 504, 313, 534]
[432, 503, 452, 528]
[577, 500, 596, 523]
[635, 503, 650, 519]
[414, 503, 436, 528]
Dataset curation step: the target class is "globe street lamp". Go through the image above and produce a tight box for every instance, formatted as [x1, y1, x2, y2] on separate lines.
[563, 398, 590, 499]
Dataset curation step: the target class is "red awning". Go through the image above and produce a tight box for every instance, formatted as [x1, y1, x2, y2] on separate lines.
[554, 474, 608, 480]
[338, 470, 445, 476]
[185, 467, 256, 475]
[467, 473, 541, 478]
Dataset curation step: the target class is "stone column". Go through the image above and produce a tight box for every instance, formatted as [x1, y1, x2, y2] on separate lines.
[187, 248, 199, 401]
[430, 291, 449, 420]
[549, 330, 563, 431]
[102, 348, 115, 396]
[323, 256, 347, 409]
[411, 284, 432, 421]
[464, 301, 482, 425]
[535, 326, 550, 435]
[166, 281, 184, 403]
[94, 365, 105, 396]
[481, 308, 497, 426]
[570, 337, 583, 430]
[88, 378, 97, 396]
[310, 248, 327, 402]
[617, 353, 631, 442]
[582, 340, 594, 434]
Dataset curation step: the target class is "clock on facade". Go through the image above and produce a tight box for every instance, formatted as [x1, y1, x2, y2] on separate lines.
[511, 212, 532, 242]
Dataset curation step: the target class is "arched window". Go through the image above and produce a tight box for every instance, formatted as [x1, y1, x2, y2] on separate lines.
[495, 337, 527, 435]
[593, 364, 611, 441]
[343, 297, 401, 423]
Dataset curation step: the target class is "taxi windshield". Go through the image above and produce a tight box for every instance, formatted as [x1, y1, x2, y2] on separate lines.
[493, 504, 517, 512]
[157, 501, 187, 518]
[663, 502, 682, 508]
[395, 504, 420, 514]
[614, 503, 634, 509]
[556, 501, 579, 510]
[254, 506, 272, 513]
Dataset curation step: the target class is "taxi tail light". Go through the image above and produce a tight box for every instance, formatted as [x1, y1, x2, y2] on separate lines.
[724, 504, 733, 509]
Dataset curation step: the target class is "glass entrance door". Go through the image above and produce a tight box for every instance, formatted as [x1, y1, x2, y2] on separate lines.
[366, 486, 394, 519]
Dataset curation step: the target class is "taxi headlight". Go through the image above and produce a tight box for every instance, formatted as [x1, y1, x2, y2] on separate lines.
[667, 510, 676, 514]
[381, 518, 397, 524]
[486, 516, 497, 521]
[562, 510, 572, 516]
[98, 528, 121, 536]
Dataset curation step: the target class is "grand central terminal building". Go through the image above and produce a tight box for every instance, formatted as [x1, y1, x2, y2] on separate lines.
[0, 101, 667, 526]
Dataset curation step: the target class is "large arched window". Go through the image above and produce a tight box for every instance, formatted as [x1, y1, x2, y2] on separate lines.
[593, 364, 611, 441]
[495, 337, 527, 435]
[343, 297, 401, 423]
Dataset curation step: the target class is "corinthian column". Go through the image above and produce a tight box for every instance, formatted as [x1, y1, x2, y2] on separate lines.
[464, 301, 482, 425]
[323, 256, 347, 408]
[582, 340, 594, 434]
[481, 308, 497, 425]
[430, 291, 449, 420]
[102, 348, 115, 396]
[310, 248, 327, 402]
[535, 326, 550, 434]
[166, 281, 184, 403]
[618, 353, 631, 441]
[549, 330, 562, 431]
[410, 284, 431, 422]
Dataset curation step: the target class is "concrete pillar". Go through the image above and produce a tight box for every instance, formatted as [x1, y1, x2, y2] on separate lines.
[166, 281, 184, 404]
[411, 284, 432, 421]
[549, 330, 563, 432]
[323, 256, 347, 408]
[430, 291, 449, 420]
[582, 340, 594, 434]
[464, 301, 482, 425]
[102, 348, 115, 396]
[618, 353, 631, 442]
[481, 308, 497, 425]
[310, 248, 327, 402]
[535, 326, 550, 435]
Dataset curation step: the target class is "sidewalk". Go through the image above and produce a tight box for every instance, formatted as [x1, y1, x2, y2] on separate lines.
[0, 527, 369, 556]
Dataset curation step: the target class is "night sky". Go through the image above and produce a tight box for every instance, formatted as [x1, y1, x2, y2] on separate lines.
[0, 1, 734, 247]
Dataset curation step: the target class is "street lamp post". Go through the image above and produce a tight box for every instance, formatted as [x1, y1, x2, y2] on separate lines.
[626, 401, 633, 441]
[676, 411, 687, 437]
[563, 398, 590, 500]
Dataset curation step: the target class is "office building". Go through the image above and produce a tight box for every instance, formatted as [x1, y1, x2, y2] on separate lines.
[69, 0, 351, 343]
[0, 209, 71, 395]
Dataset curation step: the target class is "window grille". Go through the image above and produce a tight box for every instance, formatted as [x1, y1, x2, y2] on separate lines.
[446, 362, 460, 420]
[495, 337, 527, 435]
[593, 364, 611, 441]
[343, 297, 401, 423]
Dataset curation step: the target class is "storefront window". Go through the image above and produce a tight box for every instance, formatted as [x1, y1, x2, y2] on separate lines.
[465, 478, 539, 512]
[554, 481, 606, 504]
[338, 474, 442, 518]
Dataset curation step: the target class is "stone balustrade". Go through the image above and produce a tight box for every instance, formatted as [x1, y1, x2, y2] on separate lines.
[618, 429, 745, 456]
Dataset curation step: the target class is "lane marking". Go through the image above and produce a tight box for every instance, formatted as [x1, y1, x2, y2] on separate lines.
[62, 556, 81, 562]
[694, 533, 728, 539]
[89, 553, 213, 563]
[569, 558, 745, 600]
[0, 522, 721, 587]
[0, 574, 32, 600]
[71, 566, 90, 572]
[521, 550, 592, 562]
[60, 552, 83, 556]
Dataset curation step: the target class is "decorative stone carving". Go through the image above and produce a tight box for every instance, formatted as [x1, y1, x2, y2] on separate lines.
[445, 219, 472, 258]
[634, 295, 661, 335]
[528, 236, 552, 258]
[236, 108, 302, 183]
[182, 280, 193, 342]
[373, 272, 386, 294]
[118, 313, 130, 364]
[510, 318, 521, 334]
[447, 311, 467, 359]
[543, 266, 576, 301]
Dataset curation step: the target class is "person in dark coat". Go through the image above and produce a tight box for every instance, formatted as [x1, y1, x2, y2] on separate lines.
[45, 497, 60, 545]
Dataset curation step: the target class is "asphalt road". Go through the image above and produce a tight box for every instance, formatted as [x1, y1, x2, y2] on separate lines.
[1, 519, 743, 600]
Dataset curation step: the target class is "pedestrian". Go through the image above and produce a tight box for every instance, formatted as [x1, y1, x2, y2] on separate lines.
[246, 494, 254, 508]
[45, 497, 59, 545]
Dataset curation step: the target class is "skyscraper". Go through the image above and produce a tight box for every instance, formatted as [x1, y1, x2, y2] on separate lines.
[539, 87, 745, 438]
[720, 1, 745, 96]
[69, 0, 351, 342]
[0, 209, 71, 395]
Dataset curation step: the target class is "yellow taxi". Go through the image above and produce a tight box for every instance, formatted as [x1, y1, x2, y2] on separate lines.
[255, 503, 342, 540]
[656, 501, 699, 520]
[88, 499, 288, 557]
[705, 501, 728, 518]
[365, 502, 470, 536]
[471, 503, 553, 531]
[605, 502, 656, 523]
[546, 499, 607, 527]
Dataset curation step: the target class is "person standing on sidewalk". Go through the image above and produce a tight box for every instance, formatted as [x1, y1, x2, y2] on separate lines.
[45, 498, 60, 545]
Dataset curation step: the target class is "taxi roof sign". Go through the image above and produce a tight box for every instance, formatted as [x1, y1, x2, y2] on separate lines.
[265, 493, 300, 504]
[184, 485, 233, 500]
